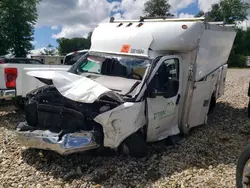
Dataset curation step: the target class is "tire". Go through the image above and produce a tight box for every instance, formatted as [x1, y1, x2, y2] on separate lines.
[119, 133, 148, 158]
[165, 134, 181, 146]
[236, 143, 250, 188]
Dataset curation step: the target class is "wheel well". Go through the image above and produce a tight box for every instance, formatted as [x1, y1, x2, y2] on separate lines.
[208, 93, 216, 115]
[137, 125, 147, 142]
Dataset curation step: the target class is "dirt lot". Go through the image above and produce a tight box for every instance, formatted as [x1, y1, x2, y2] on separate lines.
[0, 69, 250, 188]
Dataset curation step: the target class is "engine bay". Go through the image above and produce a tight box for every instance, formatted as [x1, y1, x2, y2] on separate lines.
[24, 85, 120, 133]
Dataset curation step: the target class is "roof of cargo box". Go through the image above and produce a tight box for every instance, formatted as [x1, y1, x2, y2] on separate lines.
[89, 17, 235, 57]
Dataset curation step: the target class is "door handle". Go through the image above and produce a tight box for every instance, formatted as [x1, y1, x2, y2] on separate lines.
[176, 94, 181, 105]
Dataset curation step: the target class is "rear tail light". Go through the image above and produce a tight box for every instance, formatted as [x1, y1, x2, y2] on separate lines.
[5, 68, 18, 88]
[0, 60, 4, 64]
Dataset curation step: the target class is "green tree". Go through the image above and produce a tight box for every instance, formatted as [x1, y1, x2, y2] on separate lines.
[0, 2, 10, 55]
[87, 31, 93, 41]
[195, 0, 250, 24]
[228, 29, 250, 67]
[143, 0, 172, 17]
[40, 44, 57, 56]
[0, 0, 39, 57]
[57, 32, 92, 55]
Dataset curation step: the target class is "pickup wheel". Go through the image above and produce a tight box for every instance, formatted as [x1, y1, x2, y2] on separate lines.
[119, 133, 148, 158]
[236, 143, 250, 188]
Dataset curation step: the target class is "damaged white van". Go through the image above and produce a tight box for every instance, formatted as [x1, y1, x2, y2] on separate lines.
[15, 17, 237, 157]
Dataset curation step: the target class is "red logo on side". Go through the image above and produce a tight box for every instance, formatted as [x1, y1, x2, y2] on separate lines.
[121, 44, 131, 53]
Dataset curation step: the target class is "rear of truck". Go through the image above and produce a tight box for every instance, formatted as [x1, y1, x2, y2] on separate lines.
[0, 63, 71, 106]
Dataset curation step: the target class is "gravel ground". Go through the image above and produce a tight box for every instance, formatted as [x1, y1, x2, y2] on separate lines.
[0, 69, 250, 188]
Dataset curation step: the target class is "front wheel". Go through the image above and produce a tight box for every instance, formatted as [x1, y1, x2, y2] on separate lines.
[119, 133, 147, 158]
[236, 143, 250, 188]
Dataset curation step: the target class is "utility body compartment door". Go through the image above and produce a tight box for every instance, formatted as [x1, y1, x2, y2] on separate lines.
[146, 56, 182, 142]
[188, 80, 213, 128]
[188, 68, 222, 128]
[217, 64, 228, 98]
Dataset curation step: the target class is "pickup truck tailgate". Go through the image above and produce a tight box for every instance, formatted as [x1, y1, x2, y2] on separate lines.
[20, 65, 71, 97]
[0, 65, 6, 89]
[1, 64, 71, 98]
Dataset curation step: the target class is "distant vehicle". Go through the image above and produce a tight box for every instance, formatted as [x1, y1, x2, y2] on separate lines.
[31, 55, 65, 65]
[63, 50, 88, 65]
[0, 57, 43, 64]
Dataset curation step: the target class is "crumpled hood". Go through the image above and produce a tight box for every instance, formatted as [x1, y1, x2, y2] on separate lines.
[27, 71, 124, 104]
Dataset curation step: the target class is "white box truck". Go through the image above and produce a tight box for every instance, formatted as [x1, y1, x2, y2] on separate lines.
[15, 17, 237, 157]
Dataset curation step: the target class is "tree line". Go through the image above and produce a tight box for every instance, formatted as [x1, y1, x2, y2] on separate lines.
[0, 0, 249, 67]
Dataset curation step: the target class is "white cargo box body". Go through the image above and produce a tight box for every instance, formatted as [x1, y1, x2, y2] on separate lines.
[88, 19, 236, 144]
[90, 20, 236, 81]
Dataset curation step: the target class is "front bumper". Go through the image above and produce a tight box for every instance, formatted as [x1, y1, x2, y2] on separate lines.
[15, 122, 100, 155]
[0, 89, 16, 100]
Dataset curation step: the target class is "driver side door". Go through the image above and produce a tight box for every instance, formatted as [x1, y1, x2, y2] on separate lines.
[146, 56, 182, 142]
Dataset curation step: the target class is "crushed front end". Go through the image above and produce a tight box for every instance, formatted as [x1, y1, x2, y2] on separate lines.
[15, 85, 119, 155]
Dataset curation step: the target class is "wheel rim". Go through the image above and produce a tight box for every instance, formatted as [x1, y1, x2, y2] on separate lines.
[242, 158, 250, 188]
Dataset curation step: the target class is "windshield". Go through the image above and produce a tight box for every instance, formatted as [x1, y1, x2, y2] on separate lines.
[69, 53, 151, 80]
[64, 51, 88, 65]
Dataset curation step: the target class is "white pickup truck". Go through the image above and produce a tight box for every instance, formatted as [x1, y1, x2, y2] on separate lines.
[0, 59, 71, 107]
[0, 50, 89, 107]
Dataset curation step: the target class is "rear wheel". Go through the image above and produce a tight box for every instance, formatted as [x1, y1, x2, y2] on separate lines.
[119, 133, 147, 158]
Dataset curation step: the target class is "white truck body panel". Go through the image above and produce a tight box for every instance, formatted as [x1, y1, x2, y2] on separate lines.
[195, 28, 236, 81]
[218, 64, 228, 97]
[0, 67, 5, 89]
[91, 22, 236, 81]
[188, 69, 220, 128]
[90, 22, 203, 57]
